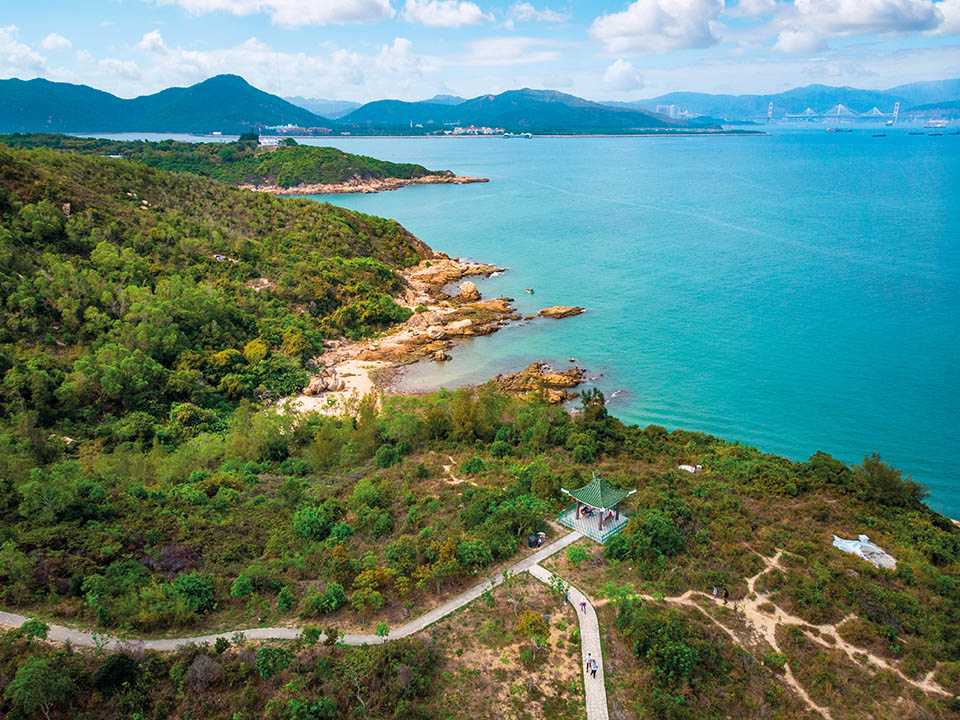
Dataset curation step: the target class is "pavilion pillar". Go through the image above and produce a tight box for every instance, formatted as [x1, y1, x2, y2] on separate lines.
[615, 502, 620, 521]
[598, 510, 603, 531]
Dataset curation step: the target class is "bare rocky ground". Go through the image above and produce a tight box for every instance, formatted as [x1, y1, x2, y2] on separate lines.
[286, 252, 588, 415]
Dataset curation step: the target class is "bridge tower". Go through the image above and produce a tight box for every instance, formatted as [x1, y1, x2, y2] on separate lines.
[892, 101, 900, 124]
[767, 101, 773, 123]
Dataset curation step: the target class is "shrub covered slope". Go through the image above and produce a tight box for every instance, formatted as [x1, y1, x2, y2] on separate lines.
[0, 134, 444, 189]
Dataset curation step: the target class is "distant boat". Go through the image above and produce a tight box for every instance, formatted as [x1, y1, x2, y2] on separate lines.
[928, 133, 943, 136]
[525, 288, 534, 294]
[949, 131, 960, 136]
[872, 133, 886, 137]
[909, 131, 924, 135]
[825, 127, 852, 133]
[503, 132, 533, 139]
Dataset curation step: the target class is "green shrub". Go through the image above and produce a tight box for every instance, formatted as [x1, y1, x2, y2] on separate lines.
[93, 654, 137, 697]
[19, 619, 49, 640]
[292, 505, 331, 541]
[255, 646, 291, 679]
[231, 574, 254, 599]
[172, 572, 217, 613]
[277, 586, 296, 612]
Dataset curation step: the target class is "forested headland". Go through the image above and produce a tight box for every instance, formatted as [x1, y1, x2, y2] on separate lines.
[0, 134, 446, 189]
[0, 141, 957, 720]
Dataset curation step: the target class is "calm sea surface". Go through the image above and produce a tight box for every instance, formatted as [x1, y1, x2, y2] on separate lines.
[90, 130, 960, 516]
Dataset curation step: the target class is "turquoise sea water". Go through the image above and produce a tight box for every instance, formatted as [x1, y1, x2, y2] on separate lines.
[293, 131, 959, 517]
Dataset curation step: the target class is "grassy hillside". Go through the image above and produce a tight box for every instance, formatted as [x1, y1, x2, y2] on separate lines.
[0, 134, 443, 188]
[0, 144, 426, 438]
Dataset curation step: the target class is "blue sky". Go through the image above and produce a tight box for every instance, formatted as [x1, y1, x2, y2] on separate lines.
[2, 0, 958, 101]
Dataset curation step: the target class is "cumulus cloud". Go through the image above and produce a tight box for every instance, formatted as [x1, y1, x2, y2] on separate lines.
[0, 26, 46, 76]
[936, 0, 960, 33]
[41, 33, 72, 51]
[602, 58, 644, 90]
[773, 28, 827, 53]
[137, 30, 171, 55]
[155, 0, 395, 26]
[590, 0, 725, 53]
[402, 0, 492, 26]
[790, 0, 942, 35]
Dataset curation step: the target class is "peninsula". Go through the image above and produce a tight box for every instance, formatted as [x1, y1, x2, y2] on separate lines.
[0, 133, 488, 194]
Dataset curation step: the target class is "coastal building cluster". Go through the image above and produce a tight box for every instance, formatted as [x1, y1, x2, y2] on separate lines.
[445, 125, 505, 136]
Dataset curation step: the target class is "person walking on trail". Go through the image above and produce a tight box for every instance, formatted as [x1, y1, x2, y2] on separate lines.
[579, 598, 587, 613]
[586, 653, 593, 676]
[722, 588, 729, 605]
[590, 658, 599, 679]
[712, 586, 718, 600]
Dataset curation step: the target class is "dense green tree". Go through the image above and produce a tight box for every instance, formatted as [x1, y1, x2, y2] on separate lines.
[4, 657, 75, 720]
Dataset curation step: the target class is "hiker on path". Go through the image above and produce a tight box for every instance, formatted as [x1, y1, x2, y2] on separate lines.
[722, 588, 729, 605]
[590, 658, 598, 679]
[579, 599, 587, 613]
[712, 586, 718, 600]
[586, 653, 593, 676]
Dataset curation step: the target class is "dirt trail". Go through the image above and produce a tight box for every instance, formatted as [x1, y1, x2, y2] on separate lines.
[597, 548, 951, 719]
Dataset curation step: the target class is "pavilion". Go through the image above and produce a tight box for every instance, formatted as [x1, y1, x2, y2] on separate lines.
[558, 474, 635, 543]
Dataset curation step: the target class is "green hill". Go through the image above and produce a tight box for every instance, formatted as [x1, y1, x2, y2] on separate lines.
[0, 133, 443, 188]
[342, 88, 686, 131]
[0, 74, 330, 133]
[0, 143, 427, 430]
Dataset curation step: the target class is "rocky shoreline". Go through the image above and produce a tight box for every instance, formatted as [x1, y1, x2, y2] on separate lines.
[242, 173, 489, 196]
[285, 250, 588, 415]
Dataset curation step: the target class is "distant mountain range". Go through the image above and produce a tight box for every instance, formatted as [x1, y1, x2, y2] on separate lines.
[2, 73, 957, 135]
[0, 75, 331, 133]
[611, 79, 960, 119]
[339, 89, 682, 130]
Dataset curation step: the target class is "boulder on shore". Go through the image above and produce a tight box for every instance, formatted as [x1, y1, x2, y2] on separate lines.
[494, 362, 586, 404]
[538, 305, 585, 319]
[459, 280, 481, 302]
[302, 369, 345, 395]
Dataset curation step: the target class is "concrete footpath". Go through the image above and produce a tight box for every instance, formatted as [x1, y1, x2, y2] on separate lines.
[0, 530, 610, 719]
[528, 564, 609, 720]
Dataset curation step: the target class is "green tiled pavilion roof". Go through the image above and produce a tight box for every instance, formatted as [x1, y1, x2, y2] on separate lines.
[561, 474, 634, 509]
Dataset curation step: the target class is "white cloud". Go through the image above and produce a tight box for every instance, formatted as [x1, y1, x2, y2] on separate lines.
[155, 0, 395, 27]
[98, 58, 143, 80]
[0, 26, 46, 76]
[461, 36, 560, 65]
[41, 33, 72, 51]
[936, 0, 960, 33]
[773, 28, 827, 53]
[590, 0, 725, 53]
[401, 0, 492, 27]
[510, 2, 568, 22]
[602, 58, 644, 90]
[76, 50, 94, 63]
[137, 30, 171, 55]
[791, 0, 942, 35]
